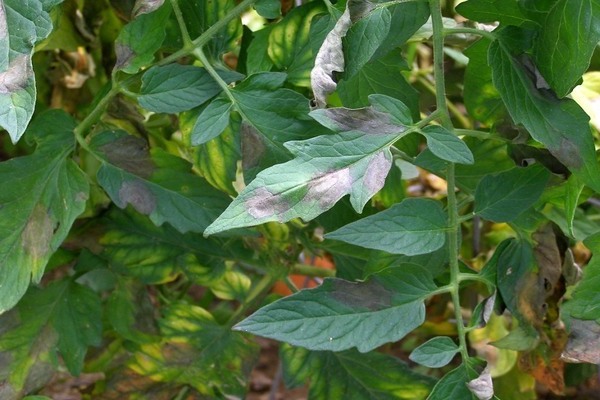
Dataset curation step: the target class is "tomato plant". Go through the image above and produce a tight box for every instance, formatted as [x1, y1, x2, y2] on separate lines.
[1, 0, 599, 398]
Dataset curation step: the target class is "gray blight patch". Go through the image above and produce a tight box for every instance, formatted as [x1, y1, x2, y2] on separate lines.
[246, 187, 289, 220]
[118, 180, 156, 215]
[0, 55, 31, 94]
[306, 167, 352, 209]
[363, 152, 392, 194]
[133, 0, 165, 17]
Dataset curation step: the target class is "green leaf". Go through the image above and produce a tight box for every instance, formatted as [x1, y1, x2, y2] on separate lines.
[91, 130, 230, 233]
[190, 97, 234, 145]
[100, 209, 232, 284]
[368, 94, 413, 125]
[267, 2, 326, 86]
[456, 0, 531, 26]
[255, 0, 280, 18]
[114, 1, 171, 74]
[53, 282, 103, 375]
[427, 364, 478, 400]
[210, 270, 251, 301]
[129, 302, 258, 398]
[0, 0, 63, 142]
[138, 64, 243, 113]
[338, 52, 420, 121]
[562, 232, 600, 321]
[420, 126, 474, 165]
[533, 0, 600, 97]
[489, 36, 600, 192]
[409, 337, 460, 368]
[205, 131, 398, 235]
[231, 72, 324, 167]
[0, 280, 101, 387]
[343, 7, 392, 79]
[491, 325, 538, 351]
[246, 26, 274, 74]
[0, 110, 89, 313]
[282, 345, 434, 400]
[474, 164, 550, 222]
[464, 38, 505, 125]
[234, 264, 437, 352]
[107, 278, 157, 342]
[326, 198, 447, 256]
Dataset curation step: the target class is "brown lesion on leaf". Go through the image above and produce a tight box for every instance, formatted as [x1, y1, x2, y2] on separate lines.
[114, 43, 135, 71]
[99, 135, 155, 178]
[132, 0, 165, 17]
[363, 152, 392, 194]
[21, 204, 55, 266]
[0, 1, 7, 40]
[241, 123, 266, 170]
[329, 278, 393, 311]
[305, 167, 352, 210]
[245, 187, 289, 221]
[118, 180, 156, 215]
[319, 108, 404, 134]
[0, 55, 32, 94]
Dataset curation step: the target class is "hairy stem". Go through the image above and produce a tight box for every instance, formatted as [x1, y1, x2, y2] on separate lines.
[430, 0, 470, 362]
[170, 0, 193, 46]
[444, 27, 496, 41]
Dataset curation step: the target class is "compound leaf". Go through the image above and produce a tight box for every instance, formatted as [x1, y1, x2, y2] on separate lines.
[0, 110, 89, 313]
[326, 198, 447, 256]
[234, 264, 437, 353]
[420, 126, 474, 165]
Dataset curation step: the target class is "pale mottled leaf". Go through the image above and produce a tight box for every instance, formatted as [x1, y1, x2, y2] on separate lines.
[205, 131, 398, 235]
[234, 264, 437, 352]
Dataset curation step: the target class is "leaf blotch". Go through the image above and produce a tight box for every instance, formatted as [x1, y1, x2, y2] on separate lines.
[100, 135, 155, 178]
[133, 0, 165, 17]
[363, 152, 392, 193]
[0, 55, 31, 94]
[115, 43, 135, 71]
[21, 205, 54, 264]
[246, 187, 289, 220]
[306, 168, 352, 209]
[329, 278, 393, 311]
[118, 180, 156, 215]
[0, 1, 7, 40]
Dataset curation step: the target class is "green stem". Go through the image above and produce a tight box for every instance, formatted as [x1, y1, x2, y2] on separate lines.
[458, 273, 491, 286]
[376, 0, 429, 8]
[158, 0, 258, 66]
[444, 27, 496, 42]
[417, 76, 471, 129]
[430, 0, 470, 362]
[284, 276, 300, 293]
[170, 0, 193, 46]
[73, 83, 121, 150]
[292, 263, 336, 277]
[227, 274, 276, 326]
[192, 47, 237, 103]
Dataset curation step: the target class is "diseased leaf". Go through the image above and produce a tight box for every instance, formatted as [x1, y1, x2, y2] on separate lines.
[420, 126, 474, 165]
[311, 6, 351, 107]
[91, 131, 230, 233]
[427, 364, 478, 400]
[533, 0, 600, 97]
[474, 165, 550, 222]
[489, 35, 600, 192]
[114, 1, 171, 73]
[0, 0, 63, 142]
[409, 337, 459, 368]
[268, 2, 326, 86]
[234, 264, 437, 352]
[309, 106, 406, 134]
[139, 64, 242, 113]
[0, 110, 89, 313]
[326, 198, 447, 256]
[561, 318, 600, 364]
[467, 366, 494, 400]
[190, 97, 233, 145]
[205, 131, 398, 235]
[0, 280, 102, 389]
[133, 0, 165, 17]
[282, 345, 434, 399]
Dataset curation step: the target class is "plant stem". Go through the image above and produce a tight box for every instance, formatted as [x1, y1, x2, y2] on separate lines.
[444, 27, 496, 42]
[73, 83, 121, 150]
[228, 274, 276, 326]
[192, 47, 237, 104]
[158, 0, 258, 66]
[430, 0, 470, 362]
[291, 263, 336, 278]
[170, 0, 193, 46]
